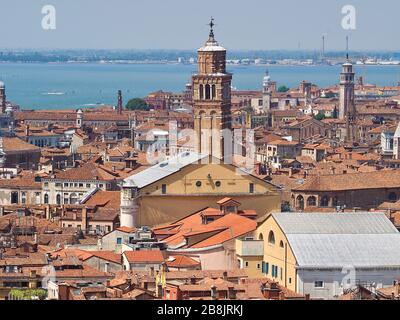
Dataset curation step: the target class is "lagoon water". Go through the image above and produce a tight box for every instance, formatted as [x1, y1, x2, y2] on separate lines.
[1, 62, 400, 110]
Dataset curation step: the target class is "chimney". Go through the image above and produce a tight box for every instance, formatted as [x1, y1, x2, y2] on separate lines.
[81, 207, 88, 232]
[210, 285, 217, 300]
[227, 286, 236, 300]
[45, 205, 51, 220]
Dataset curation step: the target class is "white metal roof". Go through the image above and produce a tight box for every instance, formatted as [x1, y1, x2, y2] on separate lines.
[272, 212, 398, 234]
[123, 151, 209, 189]
[272, 212, 400, 269]
[288, 233, 400, 269]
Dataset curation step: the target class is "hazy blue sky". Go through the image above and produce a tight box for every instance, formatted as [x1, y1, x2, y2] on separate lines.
[0, 0, 398, 50]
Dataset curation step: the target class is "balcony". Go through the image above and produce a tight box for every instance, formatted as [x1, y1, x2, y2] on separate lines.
[235, 239, 264, 257]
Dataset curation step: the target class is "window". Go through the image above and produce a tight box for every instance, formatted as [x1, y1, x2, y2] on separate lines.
[196, 181, 202, 187]
[79, 183, 83, 188]
[279, 240, 284, 248]
[249, 183, 254, 194]
[86, 184, 91, 188]
[55, 183, 61, 187]
[320, 196, 329, 207]
[21, 192, 26, 204]
[314, 281, 324, 288]
[262, 261, 269, 274]
[258, 233, 264, 240]
[268, 231, 275, 245]
[44, 194, 49, 204]
[11, 192, 18, 204]
[205, 84, 211, 100]
[389, 192, 397, 202]
[307, 196, 316, 206]
[64, 183, 68, 187]
[69, 193, 78, 205]
[245, 261, 249, 268]
[332, 196, 339, 207]
[289, 278, 292, 284]
[56, 194, 61, 205]
[44, 182, 49, 187]
[161, 184, 167, 194]
[296, 195, 304, 210]
[116, 238, 122, 245]
[35, 192, 41, 205]
[215, 181, 221, 187]
[257, 264, 261, 269]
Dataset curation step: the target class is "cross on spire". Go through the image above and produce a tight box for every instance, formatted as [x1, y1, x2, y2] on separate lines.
[208, 17, 215, 40]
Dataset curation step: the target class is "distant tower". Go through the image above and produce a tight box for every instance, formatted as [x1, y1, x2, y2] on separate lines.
[0, 81, 6, 113]
[394, 123, 400, 160]
[117, 90, 123, 115]
[76, 109, 83, 129]
[0, 137, 5, 167]
[120, 180, 139, 228]
[339, 37, 356, 142]
[193, 17, 232, 160]
[262, 70, 272, 112]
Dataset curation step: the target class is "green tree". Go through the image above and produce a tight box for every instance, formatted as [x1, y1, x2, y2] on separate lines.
[277, 85, 289, 93]
[125, 98, 150, 111]
[314, 113, 326, 121]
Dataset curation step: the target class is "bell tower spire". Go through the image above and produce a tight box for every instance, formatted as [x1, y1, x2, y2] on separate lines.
[193, 19, 232, 160]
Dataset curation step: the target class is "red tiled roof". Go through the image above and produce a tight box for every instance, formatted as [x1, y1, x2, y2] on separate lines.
[123, 250, 164, 264]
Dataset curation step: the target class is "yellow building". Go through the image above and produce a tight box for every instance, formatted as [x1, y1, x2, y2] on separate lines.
[120, 153, 281, 227]
[255, 213, 297, 292]
[235, 238, 264, 278]
[252, 212, 400, 299]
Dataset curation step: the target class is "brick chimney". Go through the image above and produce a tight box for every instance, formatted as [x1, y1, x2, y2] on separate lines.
[81, 207, 88, 232]
[210, 285, 217, 300]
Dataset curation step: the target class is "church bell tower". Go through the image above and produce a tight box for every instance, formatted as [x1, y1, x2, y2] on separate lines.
[193, 18, 232, 160]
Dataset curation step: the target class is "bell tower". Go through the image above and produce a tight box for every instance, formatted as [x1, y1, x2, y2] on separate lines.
[0, 81, 6, 114]
[193, 18, 232, 160]
[339, 37, 357, 143]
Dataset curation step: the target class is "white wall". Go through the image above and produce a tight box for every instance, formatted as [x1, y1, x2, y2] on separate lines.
[297, 268, 400, 299]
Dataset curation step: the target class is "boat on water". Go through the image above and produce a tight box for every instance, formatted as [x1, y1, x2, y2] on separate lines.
[42, 92, 66, 96]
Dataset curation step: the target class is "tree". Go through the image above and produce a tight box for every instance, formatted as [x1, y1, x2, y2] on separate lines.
[125, 98, 150, 111]
[277, 85, 289, 93]
[314, 113, 326, 121]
